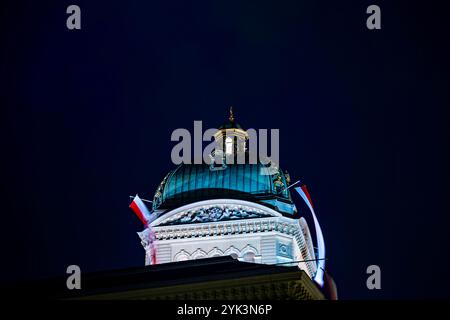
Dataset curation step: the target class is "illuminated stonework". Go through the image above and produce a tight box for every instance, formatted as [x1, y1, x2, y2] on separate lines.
[142, 198, 318, 278]
[157, 204, 272, 226]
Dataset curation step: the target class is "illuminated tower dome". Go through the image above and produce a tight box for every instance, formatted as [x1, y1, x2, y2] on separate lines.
[138, 109, 322, 282]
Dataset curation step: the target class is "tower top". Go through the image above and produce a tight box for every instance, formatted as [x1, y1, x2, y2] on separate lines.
[218, 106, 243, 130]
[229, 106, 235, 122]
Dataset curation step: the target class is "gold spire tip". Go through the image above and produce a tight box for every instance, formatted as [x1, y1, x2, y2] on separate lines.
[229, 106, 234, 122]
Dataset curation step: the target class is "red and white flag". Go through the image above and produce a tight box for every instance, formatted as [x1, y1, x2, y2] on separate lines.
[131, 194, 159, 265]
[129, 194, 153, 226]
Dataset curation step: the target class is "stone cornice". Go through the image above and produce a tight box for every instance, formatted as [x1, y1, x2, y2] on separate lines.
[153, 216, 298, 241]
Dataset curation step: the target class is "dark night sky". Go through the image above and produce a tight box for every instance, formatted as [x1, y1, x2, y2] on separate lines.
[1, 0, 449, 299]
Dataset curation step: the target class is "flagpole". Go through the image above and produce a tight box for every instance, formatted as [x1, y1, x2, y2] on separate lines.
[129, 195, 153, 204]
[282, 179, 301, 193]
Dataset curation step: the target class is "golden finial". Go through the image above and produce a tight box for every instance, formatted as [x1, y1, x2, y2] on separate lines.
[229, 106, 235, 122]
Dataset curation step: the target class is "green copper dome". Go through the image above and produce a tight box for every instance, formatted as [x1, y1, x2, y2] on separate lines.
[152, 108, 295, 216]
[152, 163, 295, 215]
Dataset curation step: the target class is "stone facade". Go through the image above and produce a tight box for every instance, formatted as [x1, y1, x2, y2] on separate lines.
[140, 199, 317, 278]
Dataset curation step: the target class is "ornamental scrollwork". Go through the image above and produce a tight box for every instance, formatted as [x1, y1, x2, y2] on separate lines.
[159, 206, 272, 226]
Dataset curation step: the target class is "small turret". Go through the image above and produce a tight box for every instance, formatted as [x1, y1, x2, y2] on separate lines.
[214, 107, 248, 157]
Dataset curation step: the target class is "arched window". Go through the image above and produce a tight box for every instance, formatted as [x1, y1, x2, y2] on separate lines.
[192, 249, 208, 260]
[176, 254, 189, 261]
[243, 252, 255, 263]
[174, 250, 190, 262]
[208, 248, 224, 258]
[225, 246, 241, 260]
